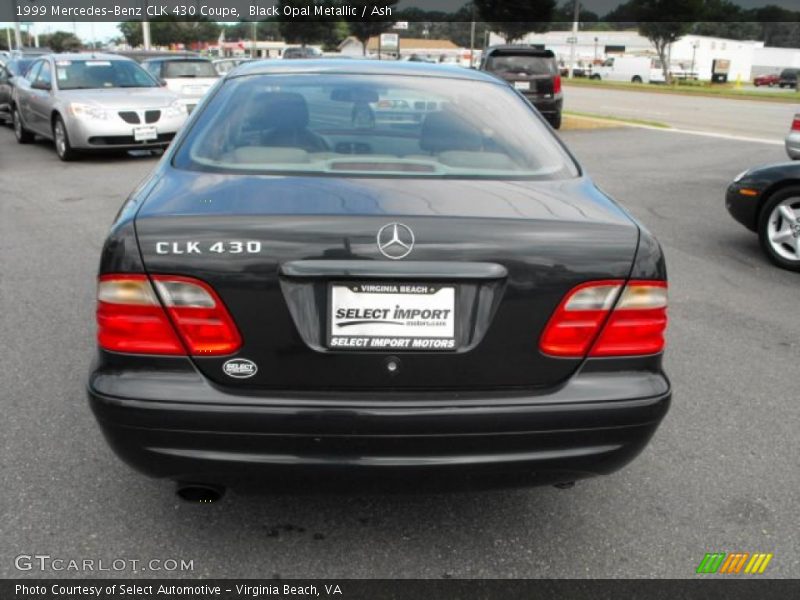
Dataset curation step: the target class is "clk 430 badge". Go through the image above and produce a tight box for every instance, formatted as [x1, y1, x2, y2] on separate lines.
[222, 358, 258, 379]
[155, 241, 262, 255]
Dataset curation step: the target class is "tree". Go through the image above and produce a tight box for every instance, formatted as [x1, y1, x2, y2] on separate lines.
[118, 18, 220, 48]
[347, 0, 398, 55]
[614, 0, 703, 83]
[474, 0, 557, 43]
[278, 0, 336, 47]
[39, 31, 82, 52]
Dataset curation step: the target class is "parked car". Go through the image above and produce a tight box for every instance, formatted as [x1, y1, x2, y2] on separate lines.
[778, 68, 798, 88]
[786, 113, 800, 160]
[87, 60, 669, 500]
[754, 73, 780, 87]
[589, 56, 665, 84]
[283, 46, 323, 59]
[479, 45, 563, 129]
[13, 53, 188, 160]
[726, 162, 800, 271]
[141, 57, 219, 112]
[213, 57, 254, 75]
[1, 56, 40, 123]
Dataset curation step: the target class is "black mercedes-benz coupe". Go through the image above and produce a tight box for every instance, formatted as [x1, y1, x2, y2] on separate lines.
[726, 162, 800, 272]
[88, 61, 670, 499]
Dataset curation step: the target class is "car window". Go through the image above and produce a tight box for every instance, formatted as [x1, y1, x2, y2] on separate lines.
[173, 73, 578, 180]
[24, 60, 42, 81]
[54, 59, 158, 90]
[35, 61, 52, 87]
[163, 60, 218, 78]
[485, 53, 557, 75]
[143, 61, 162, 78]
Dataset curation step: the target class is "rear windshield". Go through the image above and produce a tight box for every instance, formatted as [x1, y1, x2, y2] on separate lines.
[54, 59, 158, 90]
[485, 53, 556, 76]
[172, 73, 578, 180]
[164, 60, 218, 78]
[780, 69, 797, 77]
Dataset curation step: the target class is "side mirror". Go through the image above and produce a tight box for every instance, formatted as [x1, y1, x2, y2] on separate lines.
[32, 80, 51, 91]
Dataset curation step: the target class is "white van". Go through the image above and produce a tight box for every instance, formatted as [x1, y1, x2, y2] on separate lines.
[590, 56, 664, 84]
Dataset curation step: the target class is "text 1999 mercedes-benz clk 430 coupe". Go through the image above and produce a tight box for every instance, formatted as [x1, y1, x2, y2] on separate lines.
[88, 61, 669, 499]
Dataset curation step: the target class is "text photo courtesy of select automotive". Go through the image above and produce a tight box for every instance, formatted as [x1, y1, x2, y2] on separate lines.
[1, 2, 799, 584]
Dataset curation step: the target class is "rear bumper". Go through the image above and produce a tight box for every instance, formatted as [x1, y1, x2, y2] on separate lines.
[786, 131, 800, 160]
[521, 94, 563, 118]
[88, 360, 670, 487]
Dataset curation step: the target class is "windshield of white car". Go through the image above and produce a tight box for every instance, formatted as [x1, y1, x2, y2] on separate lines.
[55, 59, 159, 90]
[163, 60, 218, 78]
[173, 73, 579, 180]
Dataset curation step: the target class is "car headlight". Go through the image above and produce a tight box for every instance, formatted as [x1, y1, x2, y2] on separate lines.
[733, 169, 750, 183]
[164, 99, 188, 119]
[69, 103, 110, 120]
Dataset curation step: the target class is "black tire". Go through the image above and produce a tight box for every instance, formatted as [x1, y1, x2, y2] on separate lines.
[549, 112, 562, 130]
[590, 74, 601, 81]
[52, 115, 78, 161]
[631, 75, 643, 83]
[757, 186, 800, 272]
[13, 107, 34, 143]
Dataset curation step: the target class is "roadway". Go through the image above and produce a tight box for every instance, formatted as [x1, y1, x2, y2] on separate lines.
[0, 122, 798, 578]
[564, 83, 798, 142]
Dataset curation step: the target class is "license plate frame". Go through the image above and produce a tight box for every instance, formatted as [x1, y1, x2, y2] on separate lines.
[327, 281, 457, 352]
[133, 125, 158, 142]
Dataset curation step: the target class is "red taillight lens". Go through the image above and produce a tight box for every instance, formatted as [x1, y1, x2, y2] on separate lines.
[553, 74, 562, 95]
[540, 280, 667, 358]
[97, 274, 241, 356]
[791, 115, 800, 131]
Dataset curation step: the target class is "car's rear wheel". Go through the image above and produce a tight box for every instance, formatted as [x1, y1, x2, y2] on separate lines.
[631, 75, 643, 83]
[758, 187, 800, 272]
[13, 107, 34, 143]
[53, 115, 78, 161]
[590, 74, 601, 81]
[549, 112, 562, 130]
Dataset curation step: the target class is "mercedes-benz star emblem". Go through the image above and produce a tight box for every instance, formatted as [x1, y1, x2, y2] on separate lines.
[377, 223, 415, 260]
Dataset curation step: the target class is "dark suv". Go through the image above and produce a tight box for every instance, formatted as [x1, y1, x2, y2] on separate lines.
[779, 68, 798, 89]
[480, 45, 563, 129]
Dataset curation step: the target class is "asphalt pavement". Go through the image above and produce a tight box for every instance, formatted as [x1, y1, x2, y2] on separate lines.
[0, 122, 798, 579]
[564, 83, 798, 141]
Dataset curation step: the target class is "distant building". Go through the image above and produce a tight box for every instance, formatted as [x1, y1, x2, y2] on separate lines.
[752, 46, 800, 77]
[490, 30, 767, 82]
[339, 36, 462, 60]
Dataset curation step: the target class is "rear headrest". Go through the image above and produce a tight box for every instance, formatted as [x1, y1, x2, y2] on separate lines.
[420, 110, 483, 154]
[248, 91, 310, 130]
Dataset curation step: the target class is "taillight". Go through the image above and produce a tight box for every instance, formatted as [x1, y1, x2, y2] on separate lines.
[791, 115, 800, 131]
[97, 274, 241, 356]
[553, 74, 562, 95]
[540, 280, 667, 358]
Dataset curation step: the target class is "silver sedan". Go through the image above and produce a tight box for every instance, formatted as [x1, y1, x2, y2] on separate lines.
[13, 53, 188, 160]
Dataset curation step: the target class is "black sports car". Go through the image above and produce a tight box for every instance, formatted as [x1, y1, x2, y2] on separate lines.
[726, 162, 800, 272]
[88, 61, 669, 500]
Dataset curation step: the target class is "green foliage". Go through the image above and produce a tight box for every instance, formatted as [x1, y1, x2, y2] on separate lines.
[277, 0, 337, 46]
[39, 31, 82, 52]
[473, 0, 557, 42]
[348, 0, 399, 55]
[118, 18, 220, 48]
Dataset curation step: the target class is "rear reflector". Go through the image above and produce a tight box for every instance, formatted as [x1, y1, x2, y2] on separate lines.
[97, 274, 241, 356]
[540, 280, 667, 358]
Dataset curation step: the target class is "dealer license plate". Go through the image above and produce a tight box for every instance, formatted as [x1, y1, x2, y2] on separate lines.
[329, 282, 456, 351]
[513, 80, 530, 90]
[133, 126, 158, 142]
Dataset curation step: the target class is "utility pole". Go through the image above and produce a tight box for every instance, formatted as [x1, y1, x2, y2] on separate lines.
[469, 2, 476, 68]
[142, 0, 151, 49]
[251, 21, 257, 58]
[568, 0, 579, 79]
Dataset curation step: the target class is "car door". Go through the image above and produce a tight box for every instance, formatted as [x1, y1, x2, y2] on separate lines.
[0, 65, 11, 117]
[15, 59, 41, 126]
[28, 59, 54, 136]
